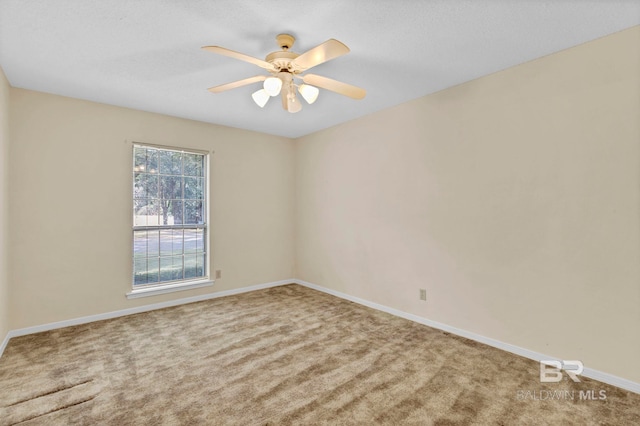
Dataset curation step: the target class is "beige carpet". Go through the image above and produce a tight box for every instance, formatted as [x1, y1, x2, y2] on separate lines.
[0, 284, 638, 425]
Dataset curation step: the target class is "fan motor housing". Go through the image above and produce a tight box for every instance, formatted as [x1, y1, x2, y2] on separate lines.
[265, 51, 300, 72]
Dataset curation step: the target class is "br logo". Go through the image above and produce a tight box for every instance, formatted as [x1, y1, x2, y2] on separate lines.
[540, 360, 583, 383]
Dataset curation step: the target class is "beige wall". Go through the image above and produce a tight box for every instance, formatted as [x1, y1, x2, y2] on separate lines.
[295, 27, 640, 383]
[0, 67, 9, 340]
[9, 89, 295, 329]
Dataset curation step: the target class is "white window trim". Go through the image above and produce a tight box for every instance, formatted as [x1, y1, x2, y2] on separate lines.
[130, 141, 212, 297]
[126, 279, 215, 299]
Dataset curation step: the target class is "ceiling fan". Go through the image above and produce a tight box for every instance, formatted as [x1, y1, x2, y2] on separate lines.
[202, 34, 366, 113]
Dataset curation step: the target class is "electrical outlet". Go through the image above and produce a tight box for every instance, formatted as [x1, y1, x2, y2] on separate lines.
[215, 270, 222, 279]
[419, 289, 427, 301]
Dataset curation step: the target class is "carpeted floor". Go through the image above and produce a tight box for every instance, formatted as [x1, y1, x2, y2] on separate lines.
[0, 284, 638, 425]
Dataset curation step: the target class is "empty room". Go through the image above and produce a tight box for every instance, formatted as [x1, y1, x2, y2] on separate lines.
[0, 1, 639, 424]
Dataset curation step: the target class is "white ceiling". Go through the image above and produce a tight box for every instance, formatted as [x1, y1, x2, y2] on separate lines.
[0, 1, 638, 138]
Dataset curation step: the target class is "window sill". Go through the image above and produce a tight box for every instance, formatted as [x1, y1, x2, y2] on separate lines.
[126, 279, 214, 299]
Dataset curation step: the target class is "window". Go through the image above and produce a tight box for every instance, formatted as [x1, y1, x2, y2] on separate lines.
[131, 143, 209, 296]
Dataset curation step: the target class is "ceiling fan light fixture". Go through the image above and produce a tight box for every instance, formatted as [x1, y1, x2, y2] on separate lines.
[298, 84, 319, 104]
[251, 89, 270, 107]
[287, 91, 302, 113]
[263, 77, 282, 96]
[288, 99, 302, 113]
[204, 33, 366, 113]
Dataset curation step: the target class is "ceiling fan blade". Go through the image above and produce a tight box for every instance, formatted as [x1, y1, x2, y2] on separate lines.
[207, 75, 267, 93]
[202, 46, 276, 71]
[302, 74, 366, 100]
[292, 39, 350, 71]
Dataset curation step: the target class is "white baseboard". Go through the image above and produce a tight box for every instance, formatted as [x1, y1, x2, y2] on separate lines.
[2, 277, 638, 395]
[293, 279, 640, 395]
[0, 331, 10, 358]
[0, 279, 294, 357]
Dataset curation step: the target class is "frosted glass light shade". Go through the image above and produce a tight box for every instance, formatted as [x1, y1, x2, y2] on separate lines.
[287, 93, 302, 113]
[298, 84, 319, 104]
[251, 89, 270, 107]
[263, 77, 283, 96]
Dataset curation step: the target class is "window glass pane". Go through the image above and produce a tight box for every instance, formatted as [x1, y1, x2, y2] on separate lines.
[160, 256, 183, 282]
[159, 258, 171, 283]
[184, 254, 197, 279]
[172, 201, 185, 225]
[173, 256, 184, 280]
[134, 256, 160, 285]
[146, 149, 159, 174]
[134, 257, 148, 285]
[134, 199, 160, 226]
[147, 200, 160, 226]
[160, 176, 182, 199]
[159, 230, 172, 257]
[134, 231, 148, 258]
[135, 148, 159, 174]
[155, 200, 182, 226]
[184, 153, 203, 177]
[134, 200, 147, 226]
[134, 147, 147, 172]
[184, 200, 203, 224]
[133, 174, 145, 199]
[159, 229, 184, 257]
[184, 177, 204, 200]
[196, 254, 205, 276]
[146, 230, 160, 257]
[134, 173, 158, 199]
[159, 150, 183, 175]
[196, 228, 204, 252]
[146, 257, 159, 283]
[172, 229, 184, 255]
[184, 229, 196, 254]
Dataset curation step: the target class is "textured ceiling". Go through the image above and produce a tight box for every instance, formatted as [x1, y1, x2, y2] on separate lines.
[0, 1, 638, 138]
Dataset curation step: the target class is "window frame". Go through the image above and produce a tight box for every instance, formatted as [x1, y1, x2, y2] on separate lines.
[127, 142, 213, 299]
